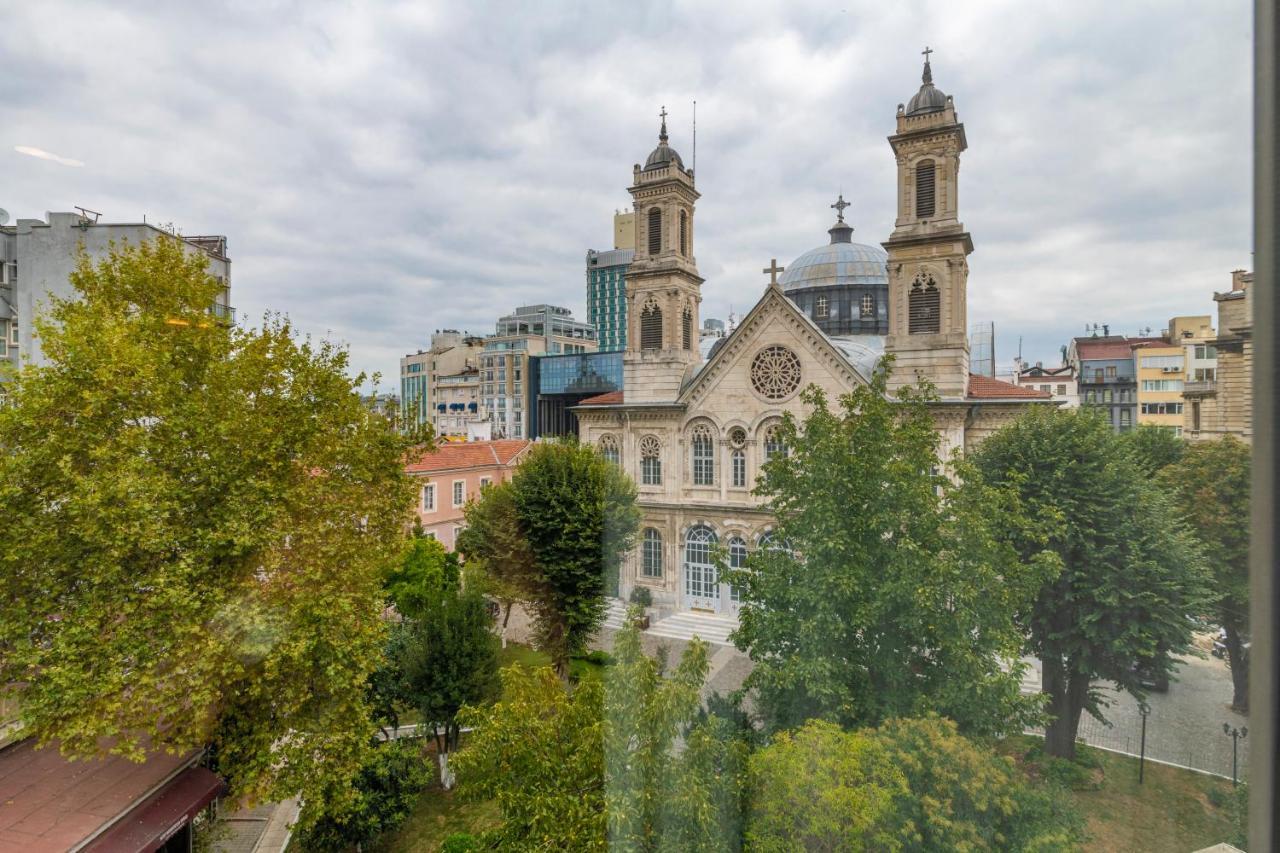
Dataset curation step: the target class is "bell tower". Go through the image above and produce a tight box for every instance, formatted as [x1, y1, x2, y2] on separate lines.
[883, 49, 973, 399]
[623, 107, 703, 403]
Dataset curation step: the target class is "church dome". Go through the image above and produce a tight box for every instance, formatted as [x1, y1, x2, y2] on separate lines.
[779, 196, 890, 337]
[905, 57, 948, 116]
[642, 108, 685, 171]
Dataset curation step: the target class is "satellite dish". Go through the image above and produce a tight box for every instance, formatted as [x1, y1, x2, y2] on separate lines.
[0, 209, 8, 226]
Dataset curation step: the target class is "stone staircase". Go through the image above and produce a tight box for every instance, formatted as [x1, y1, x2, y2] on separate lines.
[601, 600, 739, 646]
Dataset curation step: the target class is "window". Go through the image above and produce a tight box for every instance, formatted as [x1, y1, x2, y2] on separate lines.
[1192, 401, 1202, 432]
[642, 528, 663, 578]
[814, 295, 829, 319]
[682, 306, 693, 350]
[422, 483, 436, 512]
[1194, 367, 1217, 381]
[727, 536, 748, 603]
[915, 159, 936, 218]
[1106, 365, 1117, 378]
[598, 434, 620, 465]
[732, 449, 746, 488]
[1141, 355, 1184, 370]
[10, 322, 17, 346]
[1057, 384, 1067, 395]
[679, 209, 688, 256]
[452, 480, 465, 507]
[908, 273, 940, 334]
[647, 207, 662, 254]
[640, 435, 662, 485]
[764, 424, 787, 462]
[1040, 384, 1051, 393]
[422, 530, 437, 541]
[1142, 379, 1185, 392]
[860, 293, 875, 319]
[640, 299, 663, 350]
[1195, 344, 1218, 359]
[691, 424, 716, 486]
[1141, 402, 1184, 415]
[1094, 368, 1104, 382]
[479, 476, 493, 490]
[1103, 389, 1112, 403]
[750, 346, 802, 400]
[1119, 409, 1132, 429]
[683, 525, 719, 602]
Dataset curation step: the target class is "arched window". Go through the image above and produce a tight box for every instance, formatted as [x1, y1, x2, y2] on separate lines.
[915, 159, 936, 218]
[640, 298, 663, 350]
[763, 423, 787, 462]
[682, 305, 693, 350]
[860, 293, 875, 318]
[641, 528, 663, 578]
[732, 449, 746, 488]
[908, 272, 940, 334]
[647, 207, 662, 255]
[684, 525, 719, 603]
[814, 295, 829, 319]
[679, 209, 689, 256]
[640, 435, 662, 485]
[691, 423, 716, 486]
[598, 434, 620, 465]
[727, 535, 748, 603]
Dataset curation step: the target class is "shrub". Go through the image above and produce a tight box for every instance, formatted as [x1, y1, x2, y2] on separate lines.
[628, 586, 654, 607]
[440, 833, 482, 852]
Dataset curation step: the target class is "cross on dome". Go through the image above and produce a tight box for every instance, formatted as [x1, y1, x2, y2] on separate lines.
[658, 105, 668, 141]
[831, 194, 850, 223]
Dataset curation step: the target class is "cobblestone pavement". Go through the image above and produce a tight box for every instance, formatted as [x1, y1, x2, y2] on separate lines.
[1055, 652, 1249, 781]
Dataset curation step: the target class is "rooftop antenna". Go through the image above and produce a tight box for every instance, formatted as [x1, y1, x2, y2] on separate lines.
[691, 99, 697, 183]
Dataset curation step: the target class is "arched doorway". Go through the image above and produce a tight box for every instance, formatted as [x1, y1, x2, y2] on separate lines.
[683, 525, 719, 612]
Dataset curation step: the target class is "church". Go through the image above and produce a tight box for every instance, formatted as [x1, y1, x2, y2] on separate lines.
[575, 56, 1050, 616]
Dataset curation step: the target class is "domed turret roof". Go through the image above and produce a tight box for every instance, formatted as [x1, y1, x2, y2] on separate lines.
[643, 107, 684, 171]
[779, 196, 888, 293]
[905, 58, 948, 116]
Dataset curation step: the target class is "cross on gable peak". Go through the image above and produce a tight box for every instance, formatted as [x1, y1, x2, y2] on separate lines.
[762, 258, 785, 288]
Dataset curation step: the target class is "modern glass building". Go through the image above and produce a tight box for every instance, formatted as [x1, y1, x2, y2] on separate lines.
[586, 248, 633, 352]
[528, 351, 624, 438]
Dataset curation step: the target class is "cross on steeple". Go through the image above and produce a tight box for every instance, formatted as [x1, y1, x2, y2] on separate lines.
[658, 105, 668, 141]
[831, 193, 850, 223]
[921, 46, 932, 61]
[762, 258, 785, 287]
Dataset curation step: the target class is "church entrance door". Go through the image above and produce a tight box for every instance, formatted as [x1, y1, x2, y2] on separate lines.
[683, 526, 720, 612]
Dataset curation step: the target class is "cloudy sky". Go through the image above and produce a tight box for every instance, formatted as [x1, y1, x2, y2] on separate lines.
[3, 1, 1252, 386]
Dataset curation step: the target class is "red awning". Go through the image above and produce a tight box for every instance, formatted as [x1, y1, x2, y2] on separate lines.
[83, 766, 225, 852]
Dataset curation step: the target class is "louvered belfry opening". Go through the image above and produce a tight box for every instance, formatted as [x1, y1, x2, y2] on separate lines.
[641, 300, 663, 349]
[647, 207, 662, 255]
[679, 210, 688, 256]
[908, 274, 940, 334]
[915, 160, 936, 218]
[682, 307, 692, 350]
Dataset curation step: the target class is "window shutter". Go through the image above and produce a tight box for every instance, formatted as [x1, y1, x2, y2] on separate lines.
[915, 161, 936, 218]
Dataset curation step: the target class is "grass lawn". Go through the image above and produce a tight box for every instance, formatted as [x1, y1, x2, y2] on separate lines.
[372, 784, 501, 853]
[1000, 735, 1245, 852]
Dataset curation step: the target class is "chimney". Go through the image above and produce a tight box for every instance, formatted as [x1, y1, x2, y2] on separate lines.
[1102, 324, 1110, 336]
[1230, 269, 1250, 292]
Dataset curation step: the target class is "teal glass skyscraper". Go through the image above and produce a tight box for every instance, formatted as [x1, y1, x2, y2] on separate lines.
[585, 247, 632, 352]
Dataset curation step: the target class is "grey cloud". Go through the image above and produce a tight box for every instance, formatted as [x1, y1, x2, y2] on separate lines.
[2, 0, 1251, 383]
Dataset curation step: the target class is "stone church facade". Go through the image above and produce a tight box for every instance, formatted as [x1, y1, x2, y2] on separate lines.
[575, 59, 1050, 616]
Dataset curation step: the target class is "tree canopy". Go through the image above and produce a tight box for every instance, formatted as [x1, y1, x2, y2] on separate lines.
[732, 373, 1046, 736]
[459, 439, 640, 674]
[972, 405, 1213, 757]
[1159, 436, 1251, 710]
[746, 717, 1083, 852]
[0, 237, 420, 815]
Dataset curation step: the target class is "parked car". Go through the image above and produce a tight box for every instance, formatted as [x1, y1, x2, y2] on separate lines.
[1130, 659, 1170, 693]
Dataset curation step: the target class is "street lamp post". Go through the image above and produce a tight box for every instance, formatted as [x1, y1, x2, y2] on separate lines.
[1137, 701, 1151, 784]
[1223, 723, 1248, 787]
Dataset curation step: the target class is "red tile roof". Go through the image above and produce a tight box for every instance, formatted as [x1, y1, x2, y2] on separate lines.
[578, 390, 623, 406]
[404, 439, 531, 474]
[968, 373, 1053, 400]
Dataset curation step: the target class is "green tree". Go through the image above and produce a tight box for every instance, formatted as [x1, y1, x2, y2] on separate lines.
[462, 440, 640, 676]
[399, 587, 500, 788]
[385, 534, 460, 618]
[1117, 423, 1186, 476]
[454, 665, 607, 851]
[746, 717, 1082, 852]
[294, 739, 433, 852]
[1159, 436, 1251, 710]
[457, 480, 537, 648]
[0, 238, 421, 817]
[454, 618, 746, 851]
[973, 406, 1213, 758]
[733, 375, 1046, 736]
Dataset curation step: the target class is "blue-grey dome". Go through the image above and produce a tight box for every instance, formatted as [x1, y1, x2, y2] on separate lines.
[905, 59, 948, 116]
[644, 142, 684, 171]
[779, 240, 889, 293]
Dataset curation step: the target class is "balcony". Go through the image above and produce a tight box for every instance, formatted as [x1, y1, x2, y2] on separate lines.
[1183, 380, 1217, 396]
[210, 303, 236, 324]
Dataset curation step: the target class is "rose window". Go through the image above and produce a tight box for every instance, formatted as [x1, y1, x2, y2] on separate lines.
[750, 345, 801, 400]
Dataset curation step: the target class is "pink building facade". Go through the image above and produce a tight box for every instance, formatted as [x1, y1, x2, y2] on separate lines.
[405, 439, 531, 549]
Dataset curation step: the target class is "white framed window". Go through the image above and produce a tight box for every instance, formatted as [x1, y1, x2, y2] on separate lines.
[422, 483, 436, 512]
[453, 480, 465, 507]
[732, 449, 746, 488]
[641, 528, 663, 578]
[479, 476, 493, 490]
[599, 434, 620, 465]
[764, 424, 787, 462]
[423, 530, 437, 541]
[691, 424, 715, 486]
[640, 435, 662, 485]
[814, 295, 828, 319]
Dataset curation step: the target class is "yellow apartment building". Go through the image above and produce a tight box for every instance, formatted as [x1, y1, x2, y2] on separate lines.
[1134, 341, 1187, 434]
